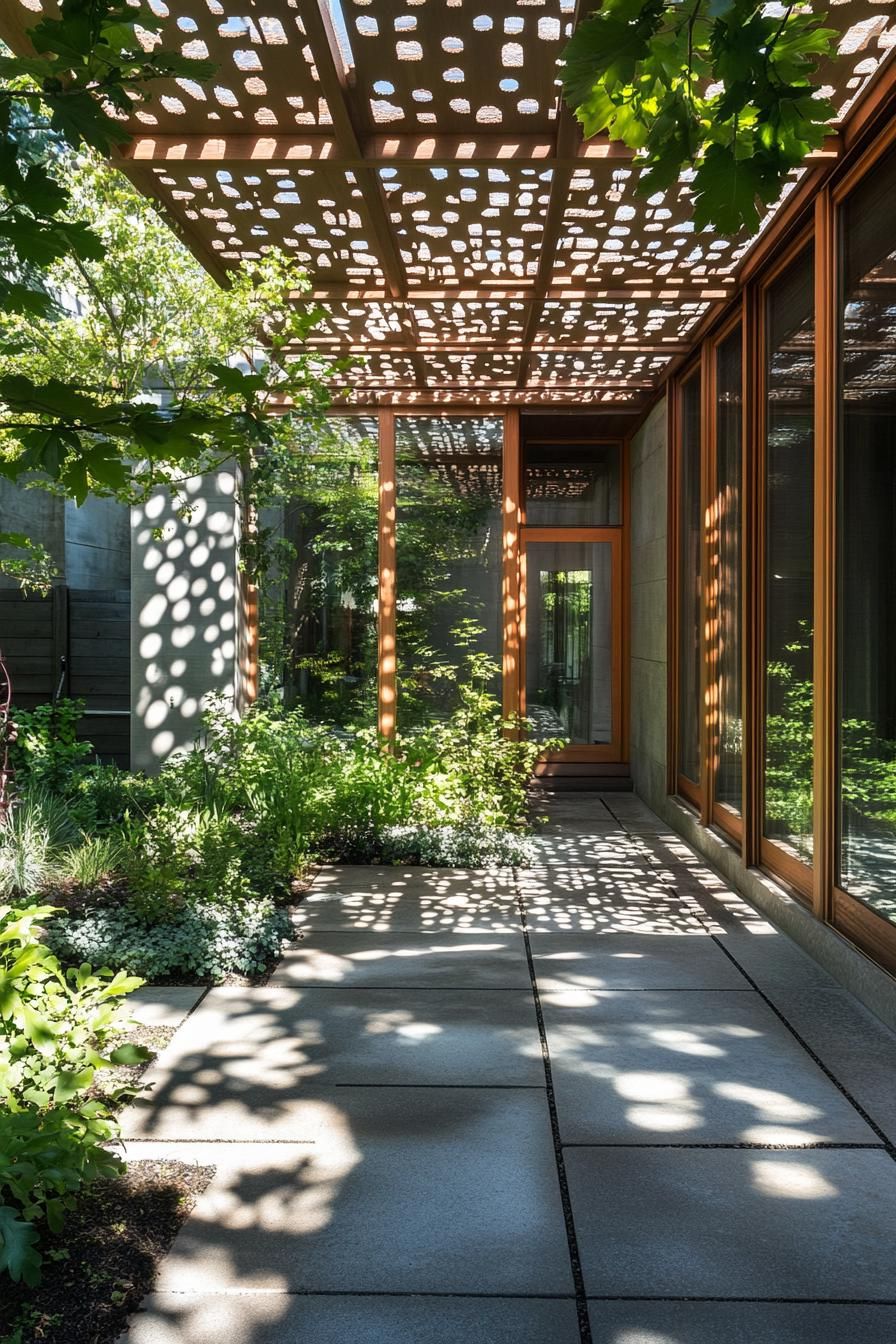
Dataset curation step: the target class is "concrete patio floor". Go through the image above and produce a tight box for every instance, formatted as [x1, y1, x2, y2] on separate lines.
[121, 794, 896, 1343]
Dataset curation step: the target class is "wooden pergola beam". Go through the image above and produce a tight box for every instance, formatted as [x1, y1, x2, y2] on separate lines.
[518, 0, 586, 390]
[299, 342, 689, 355]
[124, 133, 840, 170]
[293, 285, 732, 303]
[298, 0, 427, 387]
[325, 379, 658, 391]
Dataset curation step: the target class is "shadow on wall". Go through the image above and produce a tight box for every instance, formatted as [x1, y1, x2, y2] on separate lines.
[131, 467, 243, 772]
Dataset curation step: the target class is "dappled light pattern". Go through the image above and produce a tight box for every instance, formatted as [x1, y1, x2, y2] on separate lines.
[131, 468, 243, 769]
[294, 866, 522, 932]
[541, 988, 876, 1144]
[118, 791, 896, 1338]
[8, 0, 894, 405]
[520, 866, 713, 936]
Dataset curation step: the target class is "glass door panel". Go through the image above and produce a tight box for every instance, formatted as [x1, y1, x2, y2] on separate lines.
[524, 537, 618, 751]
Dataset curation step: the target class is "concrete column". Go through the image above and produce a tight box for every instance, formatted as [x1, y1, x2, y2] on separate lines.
[130, 466, 245, 772]
[629, 398, 669, 806]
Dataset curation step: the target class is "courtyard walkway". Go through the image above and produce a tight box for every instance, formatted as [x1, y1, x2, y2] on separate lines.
[122, 795, 896, 1343]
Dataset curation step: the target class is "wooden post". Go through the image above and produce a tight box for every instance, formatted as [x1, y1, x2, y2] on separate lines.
[813, 186, 837, 923]
[502, 408, 521, 729]
[700, 338, 716, 827]
[377, 408, 397, 740]
[742, 286, 763, 869]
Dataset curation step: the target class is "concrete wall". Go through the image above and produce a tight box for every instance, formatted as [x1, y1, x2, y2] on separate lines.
[0, 479, 65, 589]
[130, 467, 244, 772]
[629, 397, 668, 806]
[0, 481, 129, 591]
[65, 496, 130, 588]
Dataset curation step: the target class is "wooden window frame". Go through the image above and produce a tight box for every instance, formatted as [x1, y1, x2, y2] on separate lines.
[669, 358, 705, 811]
[519, 526, 625, 763]
[706, 311, 746, 845]
[662, 78, 896, 977]
[755, 228, 816, 904]
[825, 120, 896, 972]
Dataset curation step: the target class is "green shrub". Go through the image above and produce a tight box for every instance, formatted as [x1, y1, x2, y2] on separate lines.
[46, 898, 293, 982]
[7, 700, 92, 795]
[59, 833, 126, 889]
[66, 763, 162, 832]
[0, 904, 149, 1285]
[0, 790, 79, 898]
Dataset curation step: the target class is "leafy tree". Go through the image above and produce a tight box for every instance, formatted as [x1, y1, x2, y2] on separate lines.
[0, 1, 341, 587]
[561, 0, 838, 234]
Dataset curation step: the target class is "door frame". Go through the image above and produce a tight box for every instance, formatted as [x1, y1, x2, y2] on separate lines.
[519, 526, 625, 763]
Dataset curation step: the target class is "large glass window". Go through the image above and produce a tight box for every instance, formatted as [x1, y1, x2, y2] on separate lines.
[677, 373, 702, 786]
[524, 441, 621, 526]
[838, 148, 896, 921]
[395, 417, 502, 726]
[764, 250, 815, 864]
[283, 415, 378, 726]
[715, 327, 743, 813]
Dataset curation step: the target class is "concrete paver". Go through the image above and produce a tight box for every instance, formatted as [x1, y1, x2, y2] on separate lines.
[270, 928, 531, 988]
[122, 792, 896, 1343]
[125, 1088, 574, 1295]
[126, 1294, 582, 1344]
[567, 1146, 896, 1298]
[542, 988, 877, 1143]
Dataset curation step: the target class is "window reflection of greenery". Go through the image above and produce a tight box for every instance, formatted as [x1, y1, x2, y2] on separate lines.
[262, 425, 503, 728]
[262, 422, 380, 726]
[396, 453, 499, 727]
[534, 570, 593, 740]
[765, 628, 896, 887]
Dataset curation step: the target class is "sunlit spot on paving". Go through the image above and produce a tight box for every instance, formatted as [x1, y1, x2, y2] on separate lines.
[121, 792, 896, 1339]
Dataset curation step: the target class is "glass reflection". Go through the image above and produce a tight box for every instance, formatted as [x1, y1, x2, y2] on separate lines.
[715, 328, 743, 813]
[525, 539, 613, 745]
[395, 417, 502, 726]
[678, 374, 702, 785]
[838, 148, 896, 920]
[764, 250, 815, 864]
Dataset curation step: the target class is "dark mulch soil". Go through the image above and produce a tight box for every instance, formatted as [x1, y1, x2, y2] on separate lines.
[90, 1024, 176, 1100]
[0, 1160, 214, 1344]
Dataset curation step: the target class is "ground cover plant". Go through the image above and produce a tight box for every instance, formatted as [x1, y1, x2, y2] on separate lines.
[2, 675, 545, 984]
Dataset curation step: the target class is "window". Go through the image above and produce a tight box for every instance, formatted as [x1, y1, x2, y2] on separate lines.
[837, 148, 896, 921]
[715, 327, 743, 814]
[395, 416, 502, 726]
[524, 441, 621, 526]
[677, 373, 702, 788]
[763, 250, 815, 865]
[285, 415, 378, 726]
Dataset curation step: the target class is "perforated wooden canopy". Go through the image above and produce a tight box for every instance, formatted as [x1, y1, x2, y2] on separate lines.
[4, 0, 896, 410]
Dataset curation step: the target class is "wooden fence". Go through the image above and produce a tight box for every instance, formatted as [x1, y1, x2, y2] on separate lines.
[0, 584, 130, 767]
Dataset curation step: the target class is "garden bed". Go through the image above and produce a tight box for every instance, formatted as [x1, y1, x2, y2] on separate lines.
[0, 1160, 214, 1344]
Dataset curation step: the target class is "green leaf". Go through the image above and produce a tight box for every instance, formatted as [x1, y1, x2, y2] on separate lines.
[208, 361, 271, 397]
[53, 1066, 95, 1104]
[108, 1043, 153, 1067]
[0, 280, 60, 320]
[691, 143, 765, 233]
[0, 1205, 41, 1286]
[19, 1001, 57, 1050]
[561, 0, 839, 233]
